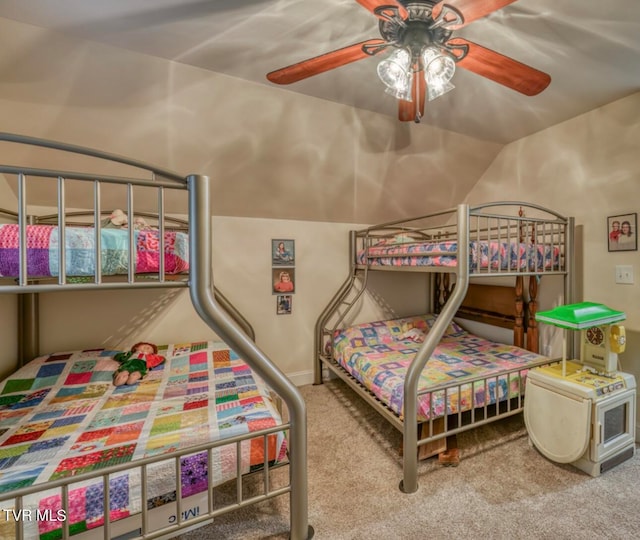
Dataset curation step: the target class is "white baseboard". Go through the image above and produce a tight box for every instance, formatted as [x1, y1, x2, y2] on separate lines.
[286, 369, 314, 387]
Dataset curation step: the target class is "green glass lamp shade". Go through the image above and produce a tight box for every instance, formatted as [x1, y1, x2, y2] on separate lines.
[536, 302, 625, 330]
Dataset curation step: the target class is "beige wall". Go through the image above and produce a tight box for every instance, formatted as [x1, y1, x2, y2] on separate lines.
[464, 92, 640, 438]
[0, 216, 429, 384]
[465, 92, 640, 329]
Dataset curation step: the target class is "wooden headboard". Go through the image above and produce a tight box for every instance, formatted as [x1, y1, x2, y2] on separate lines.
[456, 283, 517, 329]
[435, 275, 539, 353]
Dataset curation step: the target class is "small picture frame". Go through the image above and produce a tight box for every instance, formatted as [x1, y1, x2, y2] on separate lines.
[272, 239, 295, 266]
[272, 267, 295, 294]
[608, 213, 637, 252]
[277, 295, 292, 315]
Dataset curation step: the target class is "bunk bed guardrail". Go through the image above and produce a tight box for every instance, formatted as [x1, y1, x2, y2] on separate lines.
[0, 138, 254, 356]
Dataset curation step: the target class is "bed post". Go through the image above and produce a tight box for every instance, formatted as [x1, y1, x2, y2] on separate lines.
[434, 272, 453, 314]
[18, 293, 40, 366]
[187, 174, 312, 540]
[434, 274, 441, 312]
[514, 276, 525, 348]
[527, 277, 539, 353]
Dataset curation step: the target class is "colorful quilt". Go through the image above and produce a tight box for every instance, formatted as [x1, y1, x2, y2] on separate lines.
[357, 239, 560, 271]
[0, 224, 189, 277]
[333, 314, 549, 421]
[0, 342, 287, 538]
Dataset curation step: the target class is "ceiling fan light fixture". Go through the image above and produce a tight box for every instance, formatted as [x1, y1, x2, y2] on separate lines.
[422, 46, 456, 90]
[267, 0, 552, 122]
[427, 80, 455, 101]
[377, 48, 413, 101]
[383, 75, 413, 102]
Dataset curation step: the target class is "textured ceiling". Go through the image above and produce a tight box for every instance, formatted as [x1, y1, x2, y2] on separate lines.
[0, 0, 638, 144]
[0, 0, 638, 225]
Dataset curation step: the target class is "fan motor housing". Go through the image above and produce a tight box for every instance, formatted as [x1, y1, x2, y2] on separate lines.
[379, 1, 453, 52]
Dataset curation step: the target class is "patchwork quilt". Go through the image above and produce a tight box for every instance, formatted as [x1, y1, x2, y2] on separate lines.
[333, 314, 549, 421]
[0, 224, 189, 277]
[0, 342, 287, 538]
[357, 239, 560, 271]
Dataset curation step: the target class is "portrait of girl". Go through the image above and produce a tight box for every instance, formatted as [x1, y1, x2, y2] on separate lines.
[272, 239, 295, 265]
[273, 268, 295, 294]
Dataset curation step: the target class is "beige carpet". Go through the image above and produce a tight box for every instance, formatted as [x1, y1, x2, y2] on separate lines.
[178, 378, 640, 540]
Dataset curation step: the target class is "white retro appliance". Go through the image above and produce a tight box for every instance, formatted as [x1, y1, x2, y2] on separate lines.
[524, 302, 636, 477]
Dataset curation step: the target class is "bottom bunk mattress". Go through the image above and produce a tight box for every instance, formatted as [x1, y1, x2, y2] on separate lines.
[0, 341, 287, 538]
[332, 314, 550, 421]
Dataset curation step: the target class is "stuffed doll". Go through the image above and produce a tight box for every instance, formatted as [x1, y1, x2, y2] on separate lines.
[102, 209, 128, 229]
[113, 342, 165, 386]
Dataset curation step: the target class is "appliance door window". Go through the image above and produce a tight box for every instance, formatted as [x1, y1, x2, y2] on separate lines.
[593, 390, 635, 462]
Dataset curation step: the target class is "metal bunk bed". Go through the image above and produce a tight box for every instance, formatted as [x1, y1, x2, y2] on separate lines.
[315, 202, 575, 494]
[0, 132, 312, 539]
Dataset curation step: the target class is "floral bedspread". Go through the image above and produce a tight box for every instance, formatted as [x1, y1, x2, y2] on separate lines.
[333, 314, 549, 421]
[357, 239, 560, 270]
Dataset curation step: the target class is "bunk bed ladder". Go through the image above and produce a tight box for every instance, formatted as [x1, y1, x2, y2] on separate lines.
[314, 231, 369, 384]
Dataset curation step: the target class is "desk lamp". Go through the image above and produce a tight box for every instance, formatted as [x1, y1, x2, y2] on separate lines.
[536, 302, 626, 376]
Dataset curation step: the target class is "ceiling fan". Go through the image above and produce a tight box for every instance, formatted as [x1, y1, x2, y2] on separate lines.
[266, 0, 551, 123]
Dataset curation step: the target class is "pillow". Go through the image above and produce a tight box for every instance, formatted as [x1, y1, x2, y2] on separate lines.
[371, 233, 419, 246]
[392, 233, 419, 244]
[333, 313, 464, 352]
[397, 314, 464, 338]
[399, 328, 426, 343]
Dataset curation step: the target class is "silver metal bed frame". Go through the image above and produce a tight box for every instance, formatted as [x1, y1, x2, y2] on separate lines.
[0, 132, 312, 539]
[315, 202, 575, 494]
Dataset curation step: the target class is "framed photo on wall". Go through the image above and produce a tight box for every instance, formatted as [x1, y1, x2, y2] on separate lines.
[608, 213, 637, 252]
[272, 239, 295, 265]
[277, 295, 292, 315]
[272, 267, 295, 294]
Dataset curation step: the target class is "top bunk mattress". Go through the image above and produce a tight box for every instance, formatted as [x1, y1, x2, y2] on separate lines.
[332, 314, 551, 422]
[0, 224, 189, 277]
[357, 238, 561, 271]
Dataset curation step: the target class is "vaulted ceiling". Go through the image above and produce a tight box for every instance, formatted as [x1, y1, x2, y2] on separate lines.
[0, 0, 637, 143]
[0, 1, 638, 223]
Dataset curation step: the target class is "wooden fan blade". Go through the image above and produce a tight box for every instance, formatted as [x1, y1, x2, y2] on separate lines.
[448, 37, 551, 96]
[356, 0, 409, 20]
[398, 69, 426, 122]
[267, 39, 386, 85]
[433, 0, 518, 29]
